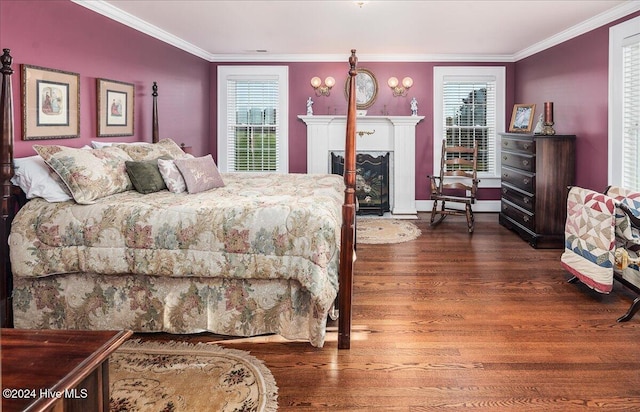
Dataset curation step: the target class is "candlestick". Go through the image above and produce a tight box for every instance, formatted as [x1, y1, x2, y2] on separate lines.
[544, 102, 554, 123]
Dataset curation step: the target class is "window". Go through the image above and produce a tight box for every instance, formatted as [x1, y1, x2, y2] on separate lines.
[433, 67, 505, 187]
[217, 66, 288, 173]
[609, 16, 640, 190]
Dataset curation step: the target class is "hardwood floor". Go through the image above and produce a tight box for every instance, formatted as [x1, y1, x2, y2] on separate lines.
[141, 213, 640, 411]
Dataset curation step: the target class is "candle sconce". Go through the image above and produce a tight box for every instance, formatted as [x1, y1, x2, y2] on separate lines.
[310, 76, 335, 97]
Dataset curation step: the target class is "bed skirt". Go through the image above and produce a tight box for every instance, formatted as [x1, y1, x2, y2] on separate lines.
[12, 272, 334, 348]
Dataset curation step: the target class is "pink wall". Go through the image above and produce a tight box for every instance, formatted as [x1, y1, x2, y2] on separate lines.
[5, 1, 637, 201]
[0, 0, 211, 158]
[514, 11, 640, 193]
[287, 61, 434, 177]
[214, 61, 514, 200]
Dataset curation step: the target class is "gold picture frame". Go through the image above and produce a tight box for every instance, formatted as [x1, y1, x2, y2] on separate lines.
[97, 78, 134, 137]
[344, 67, 378, 110]
[21, 64, 80, 140]
[509, 103, 536, 133]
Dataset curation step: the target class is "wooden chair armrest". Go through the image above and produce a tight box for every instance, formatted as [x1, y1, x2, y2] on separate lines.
[426, 175, 440, 194]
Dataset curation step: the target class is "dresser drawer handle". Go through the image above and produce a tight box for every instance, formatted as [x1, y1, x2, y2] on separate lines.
[503, 173, 509, 178]
[523, 197, 530, 204]
[522, 160, 529, 167]
[523, 144, 530, 150]
[503, 141, 509, 146]
[503, 155, 508, 160]
[523, 215, 530, 222]
[502, 188, 507, 194]
[522, 178, 530, 185]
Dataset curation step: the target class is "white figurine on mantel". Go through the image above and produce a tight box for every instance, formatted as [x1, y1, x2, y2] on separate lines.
[410, 97, 418, 116]
[533, 113, 544, 134]
[306, 97, 314, 115]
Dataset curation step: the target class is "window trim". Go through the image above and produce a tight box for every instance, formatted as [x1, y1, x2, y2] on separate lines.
[609, 15, 640, 188]
[217, 65, 289, 173]
[433, 66, 506, 188]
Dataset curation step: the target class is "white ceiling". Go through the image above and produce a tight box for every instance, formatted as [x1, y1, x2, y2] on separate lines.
[75, 0, 640, 62]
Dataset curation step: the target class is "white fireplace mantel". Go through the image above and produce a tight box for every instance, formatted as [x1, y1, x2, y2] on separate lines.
[298, 115, 424, 217]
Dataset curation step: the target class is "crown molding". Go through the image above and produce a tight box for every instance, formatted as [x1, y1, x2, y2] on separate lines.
[71, 0, 213, 61]
[74, 0, 640, 64]
[513, 1, 640, 61]
[210, 53, 515, 63]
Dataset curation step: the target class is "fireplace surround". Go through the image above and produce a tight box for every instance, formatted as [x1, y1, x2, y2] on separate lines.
[299, 115, 424, 217]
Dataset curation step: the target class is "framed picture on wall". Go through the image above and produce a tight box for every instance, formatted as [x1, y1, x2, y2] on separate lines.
[97, 78, 134, 137]
[509, 103, 536, 133]
[344, 68, 378, 110]
[21, 64, 80, 140]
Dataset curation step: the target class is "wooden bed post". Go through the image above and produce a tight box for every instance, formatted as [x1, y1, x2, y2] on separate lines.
[338, 49, 358, 349]
[0, 48, 14, 328]
[152, 81, 159, 143]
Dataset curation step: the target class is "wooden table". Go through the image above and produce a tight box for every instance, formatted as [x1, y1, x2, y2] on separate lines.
[1, 329, 132, 412]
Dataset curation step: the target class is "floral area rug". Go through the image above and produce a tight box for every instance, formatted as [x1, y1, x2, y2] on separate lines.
[109, 340, 278, 412]
[356, 218, 422, 244]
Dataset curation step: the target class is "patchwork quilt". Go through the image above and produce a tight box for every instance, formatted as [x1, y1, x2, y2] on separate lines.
[561, 186, 616, 293]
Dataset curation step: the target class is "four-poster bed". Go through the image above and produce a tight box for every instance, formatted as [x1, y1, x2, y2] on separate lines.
[0, 48, 358, 349]
[0, 48, 14, 332]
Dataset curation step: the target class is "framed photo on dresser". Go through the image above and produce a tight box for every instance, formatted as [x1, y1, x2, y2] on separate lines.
[509, 103, 536, 133]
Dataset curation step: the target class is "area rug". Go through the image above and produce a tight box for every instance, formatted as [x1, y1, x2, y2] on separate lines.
[356, 218, 422, 244]
[109, 340, 278, 412]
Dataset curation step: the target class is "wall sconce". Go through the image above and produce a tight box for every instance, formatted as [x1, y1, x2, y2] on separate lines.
[387, 76, 413, 97]
[310, 76, 335, 97]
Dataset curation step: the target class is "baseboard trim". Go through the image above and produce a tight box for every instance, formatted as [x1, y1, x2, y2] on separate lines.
[415, 200, 501, 213]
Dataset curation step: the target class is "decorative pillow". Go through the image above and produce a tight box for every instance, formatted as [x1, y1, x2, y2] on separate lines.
[11, 155, 72, 202]
[115, 138, 188, 161]
[125, 157, 168, 194]
[157, 158, 187, 193]
[33, 145, 133, 204]
[174, 154, 225, 194]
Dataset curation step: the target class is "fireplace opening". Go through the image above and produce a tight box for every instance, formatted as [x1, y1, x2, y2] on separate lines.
[331, 152, 390, 216]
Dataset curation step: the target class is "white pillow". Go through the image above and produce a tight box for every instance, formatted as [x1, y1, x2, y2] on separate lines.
[11, 155, 73, 202]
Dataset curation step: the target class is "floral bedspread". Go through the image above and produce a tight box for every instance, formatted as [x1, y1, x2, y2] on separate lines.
[10, 173, 344, 346]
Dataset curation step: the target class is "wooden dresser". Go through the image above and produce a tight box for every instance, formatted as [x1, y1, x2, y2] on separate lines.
[1, 329, 132, 412]
[498, 133, 575, 248]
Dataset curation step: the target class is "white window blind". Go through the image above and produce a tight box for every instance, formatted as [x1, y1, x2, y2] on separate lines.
[217, 66, 288, 173]
[226, 79, 279, 172]
[434, 67, 505, 189]
[622, 34, 640, 190]
[608, 16, 639, 189]
[442, 80, 496, 174]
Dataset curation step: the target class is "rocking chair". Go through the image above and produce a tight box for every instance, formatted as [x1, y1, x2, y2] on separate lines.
[428, 139, 480, 233]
